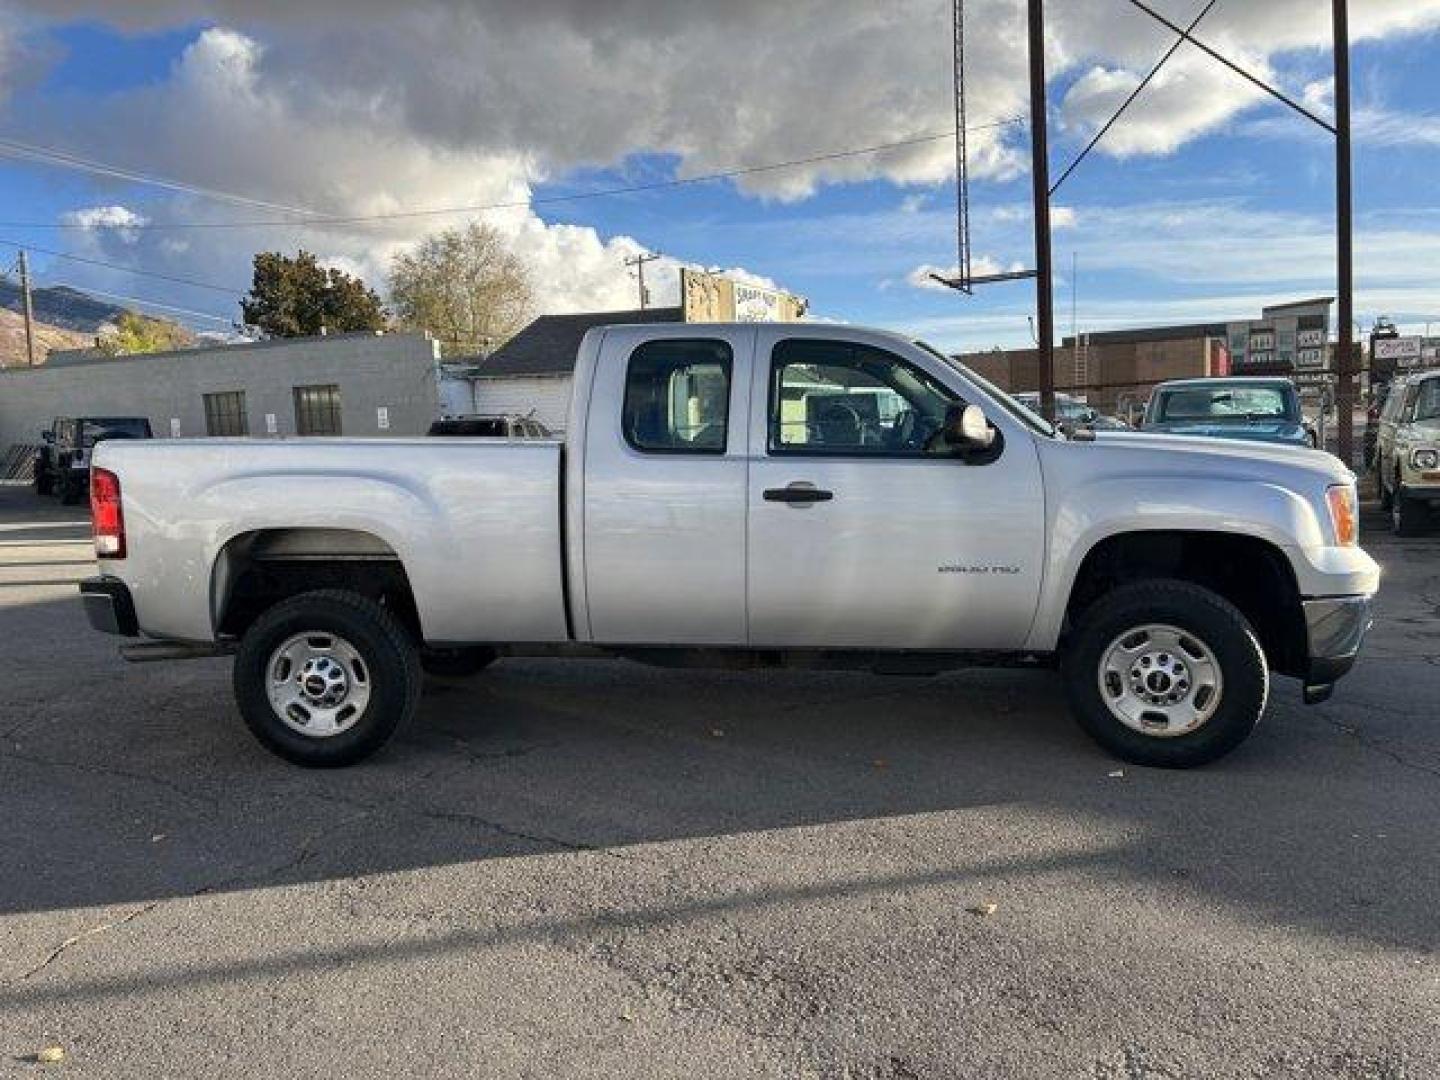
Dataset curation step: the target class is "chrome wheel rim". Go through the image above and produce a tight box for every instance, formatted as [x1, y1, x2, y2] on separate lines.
[266, 632, 371, 738]
[1097, 623, 1223, 738]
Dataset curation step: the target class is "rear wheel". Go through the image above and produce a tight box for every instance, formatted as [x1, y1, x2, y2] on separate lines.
[1393, 490, 1428, 537]
[34, 468, 51, 497]
[234, 590, 421, 767]
[1062, 579, 1268, 768]
[1377, 461, 1393, 511]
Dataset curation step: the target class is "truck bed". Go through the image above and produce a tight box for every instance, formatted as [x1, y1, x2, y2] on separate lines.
[96, 438, 571, 644]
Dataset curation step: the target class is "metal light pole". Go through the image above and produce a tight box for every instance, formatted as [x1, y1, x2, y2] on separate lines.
[1028, 0, 1055, 420]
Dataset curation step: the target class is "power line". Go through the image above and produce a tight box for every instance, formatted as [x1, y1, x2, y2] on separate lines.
[1122, 0, 1336, 134]
[0, 135, 322, 217]
[0, 238, 241, 296]
[1050, 0, 1219, 196]
[0, 117, 1027, 234]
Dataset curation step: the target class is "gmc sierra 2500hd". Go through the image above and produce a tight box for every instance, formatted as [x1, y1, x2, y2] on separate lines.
[80, 323, 1378, 768]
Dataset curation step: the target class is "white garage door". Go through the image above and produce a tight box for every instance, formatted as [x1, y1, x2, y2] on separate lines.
[472, 377, 574, 433]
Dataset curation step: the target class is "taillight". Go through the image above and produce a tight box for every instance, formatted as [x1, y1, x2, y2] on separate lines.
[91, 467, 126, 559]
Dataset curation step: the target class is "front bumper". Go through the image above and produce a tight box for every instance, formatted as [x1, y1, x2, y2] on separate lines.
[1300, 594, 1373, 702]
[1397, 481, 1440, 505]
[79, 576, 139, 637]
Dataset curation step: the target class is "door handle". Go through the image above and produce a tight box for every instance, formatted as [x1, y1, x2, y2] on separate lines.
[763, 484, 834, 504]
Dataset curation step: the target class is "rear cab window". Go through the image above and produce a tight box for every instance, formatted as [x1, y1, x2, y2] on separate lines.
[622, 339, 733, 454]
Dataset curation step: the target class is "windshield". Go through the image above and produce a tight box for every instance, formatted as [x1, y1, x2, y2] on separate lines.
[81, 418, 151, 445]
[1018, 393, 1094, 422]
[1154, 386, 1295, 423]
[1413, 378, 1440, 422]
[914, 341, 1057, 438]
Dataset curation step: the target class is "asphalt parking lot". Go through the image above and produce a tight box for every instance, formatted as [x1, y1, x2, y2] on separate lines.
[1, 481, 1436, 1078]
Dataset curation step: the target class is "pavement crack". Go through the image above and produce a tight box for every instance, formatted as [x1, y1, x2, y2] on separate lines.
[0, 748, 219, 809]
[17, 901, 162, 982]
[1319, 715, 1440, 783]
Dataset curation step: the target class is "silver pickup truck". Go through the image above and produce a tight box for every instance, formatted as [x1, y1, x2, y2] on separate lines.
[80, 323, 1379, 769]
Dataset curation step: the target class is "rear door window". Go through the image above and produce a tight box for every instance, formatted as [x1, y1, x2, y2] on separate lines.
[622, 339, 733, 454]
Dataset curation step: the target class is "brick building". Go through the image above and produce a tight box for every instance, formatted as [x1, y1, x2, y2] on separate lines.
[958, 299, 1334, 421]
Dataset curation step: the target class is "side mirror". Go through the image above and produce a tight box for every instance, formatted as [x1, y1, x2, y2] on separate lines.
[944, 404, 996, 450]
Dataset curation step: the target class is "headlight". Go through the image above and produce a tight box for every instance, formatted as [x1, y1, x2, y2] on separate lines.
[1326, 484, 1358, 547]
[1412, 448, 1439, 470]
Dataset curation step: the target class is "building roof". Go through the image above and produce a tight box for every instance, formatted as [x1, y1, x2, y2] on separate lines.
[473, 308, 683, 378]
[1261, 297, 1335, 314]
[1060, 322, 1227, 347]
[38, 330, 419, 371]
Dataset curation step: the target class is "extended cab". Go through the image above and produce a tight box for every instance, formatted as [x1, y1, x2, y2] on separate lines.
[79, 324, 1379, 768]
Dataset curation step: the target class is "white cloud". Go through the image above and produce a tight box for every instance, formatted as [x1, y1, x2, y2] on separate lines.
[16, 0, 1435, 208]
[906, 255, 1027, 291]
[3, 1, 1440, 328]
[58, 204, 150, 243]
[13, 28, 783, 319]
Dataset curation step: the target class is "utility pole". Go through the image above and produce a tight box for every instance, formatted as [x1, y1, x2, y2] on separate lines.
[1028, 0, 1056, 421]
[1332, 0, 1354, 466]
[18, 249, 36, 367]
[624, 251, 661, 310]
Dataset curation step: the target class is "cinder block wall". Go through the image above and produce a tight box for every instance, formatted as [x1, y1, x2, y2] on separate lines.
[0, 334, 441, 447]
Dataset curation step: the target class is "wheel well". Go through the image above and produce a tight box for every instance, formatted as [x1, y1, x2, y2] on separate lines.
[1066, 531, 1307, 677]
[213, 529, 421, 641]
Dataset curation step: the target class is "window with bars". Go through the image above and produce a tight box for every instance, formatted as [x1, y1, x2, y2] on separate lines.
[293, 384, 343, 436]
[203, 391, 249, 436]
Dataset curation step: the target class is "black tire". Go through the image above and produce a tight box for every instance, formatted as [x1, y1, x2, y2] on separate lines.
[1062, 579, 1268, 768]
[1393, 492, 1428, 537]
[233, 590, 421, 767]
[1377, 464, 1393, 511]
[421, 646, 498, 678]
[34, 470, 52, 497]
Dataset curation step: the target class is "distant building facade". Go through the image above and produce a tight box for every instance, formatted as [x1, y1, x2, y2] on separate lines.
[0, 332, 442, 450]
[959, 298, 1336, 419]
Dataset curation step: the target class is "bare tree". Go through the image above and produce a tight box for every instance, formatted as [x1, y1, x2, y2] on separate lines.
[389, 222, 535, 356]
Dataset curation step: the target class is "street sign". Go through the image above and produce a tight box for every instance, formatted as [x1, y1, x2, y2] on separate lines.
[1372, 336, 1422, 361]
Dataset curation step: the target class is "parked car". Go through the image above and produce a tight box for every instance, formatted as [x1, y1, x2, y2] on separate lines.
[37, 416, 153, 504]
[1373, 369, 1440, 536]
[1140, 378, 1313, 448]
[1014, 392, 1129, 430]
[427, 414, 552, 438]
[80, 323, 1376, 770]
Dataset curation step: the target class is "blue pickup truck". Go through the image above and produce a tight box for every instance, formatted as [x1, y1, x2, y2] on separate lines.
[1140, 378, 1315, 448]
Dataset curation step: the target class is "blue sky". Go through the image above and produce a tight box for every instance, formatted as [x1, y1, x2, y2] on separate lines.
[1, 2, 1438, 350]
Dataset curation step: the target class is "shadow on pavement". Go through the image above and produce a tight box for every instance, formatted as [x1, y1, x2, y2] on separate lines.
[1, 505, 1436, 1007]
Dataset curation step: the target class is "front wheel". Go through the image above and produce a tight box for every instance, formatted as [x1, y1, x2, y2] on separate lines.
[233, 590, 421, 767]
[1062, 579, 1268, 768]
